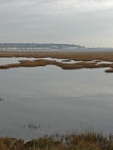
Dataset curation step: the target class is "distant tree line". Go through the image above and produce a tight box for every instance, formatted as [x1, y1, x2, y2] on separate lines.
[0, 43, 85, 49]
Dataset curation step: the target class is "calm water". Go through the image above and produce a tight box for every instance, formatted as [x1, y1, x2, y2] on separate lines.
[0, 57, 36, 65]
[0, 58, 113, 140]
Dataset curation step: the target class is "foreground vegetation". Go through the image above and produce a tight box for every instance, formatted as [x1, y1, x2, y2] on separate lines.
[1, 132, 113, 150]
[0, 51, 113, 72]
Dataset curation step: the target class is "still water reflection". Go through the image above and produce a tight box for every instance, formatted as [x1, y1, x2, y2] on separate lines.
[0, 65, 113, 140]
[0, 57, 36, 65]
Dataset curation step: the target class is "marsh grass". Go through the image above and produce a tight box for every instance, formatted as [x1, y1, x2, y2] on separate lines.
[0, 59, 112, 72]
[1, 131, 113, 150]
[0, 51, 113, 61]
[105, 69, 113, 73]
[0, 52, 113, 72]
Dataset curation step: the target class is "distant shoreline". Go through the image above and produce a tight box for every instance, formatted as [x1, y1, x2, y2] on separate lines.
[0, 47, 113, 52]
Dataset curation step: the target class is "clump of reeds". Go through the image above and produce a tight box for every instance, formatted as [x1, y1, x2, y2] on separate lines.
[0, 137, 24, 150]
[1, 131, 113, 150]
[105, 69, 113, 73]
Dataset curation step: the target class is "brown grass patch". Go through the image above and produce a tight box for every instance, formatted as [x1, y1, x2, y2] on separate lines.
[0, 63, 20, 69]
[0, 59, 112, 72]
[0, 51, 113, 62]
[0, 60, 99, 70]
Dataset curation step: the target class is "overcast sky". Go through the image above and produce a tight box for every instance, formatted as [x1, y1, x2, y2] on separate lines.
[0, 0, 113, 47]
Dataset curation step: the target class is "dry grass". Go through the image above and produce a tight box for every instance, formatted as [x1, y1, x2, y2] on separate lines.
[0, 51, 113, 72]
[0, 60, 99, 70]
[1, 132, 113, 150]
[0, 51, 113, 61]
[0, 59, 112, 72]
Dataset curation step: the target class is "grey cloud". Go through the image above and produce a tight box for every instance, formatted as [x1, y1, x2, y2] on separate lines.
[0, 0, 113, 47]
[1, 0, 113, 14]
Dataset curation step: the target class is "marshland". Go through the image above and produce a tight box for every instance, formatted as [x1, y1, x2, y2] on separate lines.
[0, 51, 113, 72]
[0, 51, 113, 149]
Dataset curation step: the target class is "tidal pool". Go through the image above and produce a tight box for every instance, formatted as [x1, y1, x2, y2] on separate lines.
[0, 63, 113, 140]
[0, 57, 36, 65]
